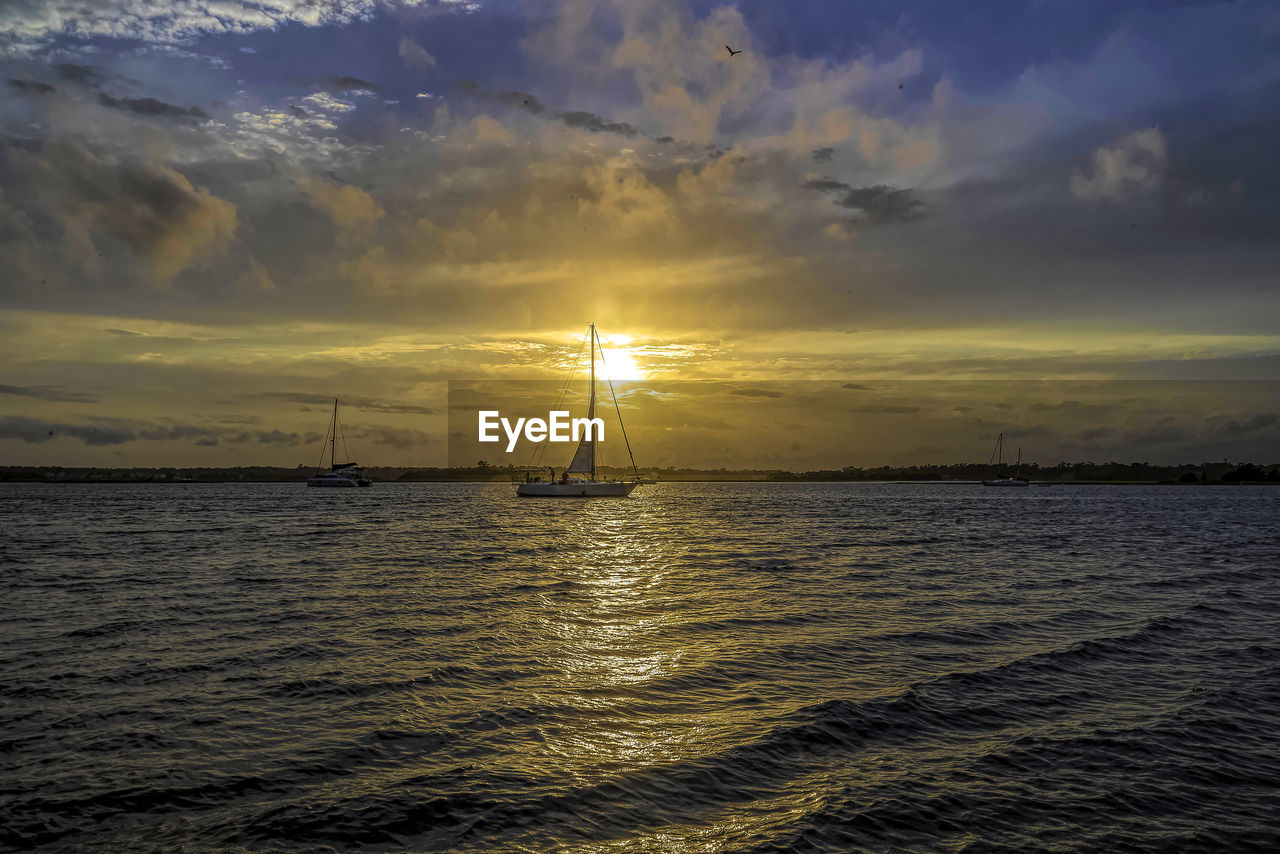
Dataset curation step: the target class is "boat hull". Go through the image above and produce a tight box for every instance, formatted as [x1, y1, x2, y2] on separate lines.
[517, 481, 637, 497]
[982, 479, 1029, 487]
[307, 474, 372, 487]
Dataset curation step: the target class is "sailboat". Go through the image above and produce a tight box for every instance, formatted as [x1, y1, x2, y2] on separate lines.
[306, 398, 372, 487]
[516, 323, 641, 497]
[982, 432, 1029, 487]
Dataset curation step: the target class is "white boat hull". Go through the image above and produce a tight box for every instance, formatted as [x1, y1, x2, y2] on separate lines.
[517, 481, 637, 497]
[982, 478, 1029, 487]
[307, 473, 371, 487]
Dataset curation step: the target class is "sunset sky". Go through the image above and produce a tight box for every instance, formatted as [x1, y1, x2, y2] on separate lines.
[2, 0, 1277, 468]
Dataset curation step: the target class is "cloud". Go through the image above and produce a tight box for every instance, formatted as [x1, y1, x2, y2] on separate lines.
[302, 180, 384, 231]
[558, 111, 640, 137]
[1208, 412, 1278, 437]
[849, 404, 922, 414]
[0, 415, 222, 446]
[9, 78, 56, 95]
[805, 178, 925, 224]
[55, 64, 108, 85]
[98, 93, 209, 121]
[351, 425, 437, 450]
[114, 163, 238, 278]
[0, 2, 461, 52]
[0, 0, 1274, 405]
[399, 36, 437, 71]
[1, 143, 239, 280]
[1071, 128, 1166, 202]
[730, 387, 784, 398]
[249, 392, 434, 415]
[457, 81, 546, 114]
[0, 413, 319, 448]
[0, 384, 97, 403]
[455, 81, 641, 138]
[320, 75, 381, 94]
[231, 429, 299, 445]
[302, 91, 357, 113]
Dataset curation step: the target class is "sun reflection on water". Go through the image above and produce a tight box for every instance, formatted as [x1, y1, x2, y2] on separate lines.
[530, 503, 704, 777]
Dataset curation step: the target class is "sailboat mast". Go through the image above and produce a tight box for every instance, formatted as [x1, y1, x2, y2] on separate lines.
[331, 398, 338, 470]
[589, 322, 596, 481]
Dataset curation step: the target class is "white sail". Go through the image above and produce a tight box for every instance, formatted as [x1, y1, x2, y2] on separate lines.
[566, 437, 593, 473]
[565, 384, 596, 473]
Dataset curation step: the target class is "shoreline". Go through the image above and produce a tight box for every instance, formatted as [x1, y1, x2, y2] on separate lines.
[3, 477, 1276, 486]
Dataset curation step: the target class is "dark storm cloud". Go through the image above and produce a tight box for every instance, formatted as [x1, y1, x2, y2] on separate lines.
[458, 81, 546, 114]
[320, 75, 380, 93]
[54, 63, 108, 85]
[805, 178, 925, 224]
[0, 415, 222, 446]
[0, 414, 320, 448]
[229, 429, 299, 445]
[1210, 413, 1278, 437]
[1123, 424, 1188, 446]
[289, 105, 309, 119]
[351, 425, 437, 450]
[0, 384, 97, 403]
[8, 78, 56, 95]
[811, 147, 833, 162]
[1069, 411, 1279, 454]
[98, 93, 209, 121]
[0, 141, 237, 281]
[456, 81, 640, 138]
[558, 111, 640, 138]
[248, 392, 435, 415]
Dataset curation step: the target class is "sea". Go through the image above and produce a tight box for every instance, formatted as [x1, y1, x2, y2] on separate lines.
[2, 482, 1279, 852]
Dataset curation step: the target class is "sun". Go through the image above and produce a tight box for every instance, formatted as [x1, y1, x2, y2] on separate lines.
[599, 347, 645, 381]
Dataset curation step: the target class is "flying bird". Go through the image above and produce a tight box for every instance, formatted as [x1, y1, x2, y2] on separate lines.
[724, 45, 742, 57]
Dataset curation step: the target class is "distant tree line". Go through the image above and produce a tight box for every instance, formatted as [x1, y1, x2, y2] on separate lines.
[2, 461, 1277, 483]
[765, 461, 1280, 483]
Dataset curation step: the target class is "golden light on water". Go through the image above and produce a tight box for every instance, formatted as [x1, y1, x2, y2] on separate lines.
[522, 502, 842, 853]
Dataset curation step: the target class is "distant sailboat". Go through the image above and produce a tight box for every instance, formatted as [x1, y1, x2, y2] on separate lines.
[982, 432, 1029, 487]
[306, 398, 372, 487]
[517, 323, 642, 497]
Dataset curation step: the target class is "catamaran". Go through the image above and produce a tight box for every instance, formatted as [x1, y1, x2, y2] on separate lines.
[306, 398, 372, 487]
[516, 323, 642, 497]
[982, 432, 1029, 487]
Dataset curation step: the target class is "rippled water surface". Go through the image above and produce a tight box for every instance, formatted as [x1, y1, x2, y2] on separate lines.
[3, 482, 1279, 852]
